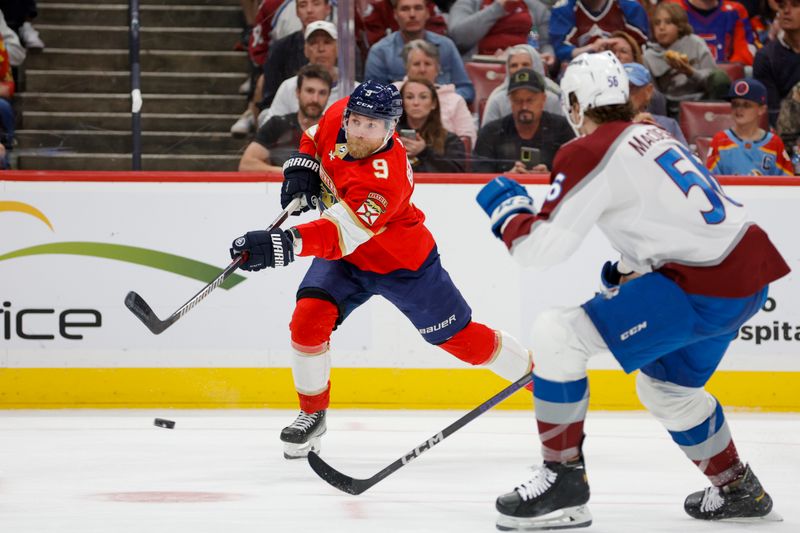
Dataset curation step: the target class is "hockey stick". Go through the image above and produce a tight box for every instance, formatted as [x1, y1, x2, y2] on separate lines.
[307, 372, 533, 495]
[124, 197, 302, 335]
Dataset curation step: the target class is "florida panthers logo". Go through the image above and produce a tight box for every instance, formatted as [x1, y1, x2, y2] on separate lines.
[355, 198, 384, 226]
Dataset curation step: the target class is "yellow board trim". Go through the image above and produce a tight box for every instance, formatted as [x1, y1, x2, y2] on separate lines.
[0, 368, 798, 411]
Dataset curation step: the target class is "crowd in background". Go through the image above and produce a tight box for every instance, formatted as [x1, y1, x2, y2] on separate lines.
[0, 0, 43, 168]
[236, 0, 800, 177]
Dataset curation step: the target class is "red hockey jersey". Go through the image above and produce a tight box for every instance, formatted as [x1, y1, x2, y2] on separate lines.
[294, 97, 436, 274]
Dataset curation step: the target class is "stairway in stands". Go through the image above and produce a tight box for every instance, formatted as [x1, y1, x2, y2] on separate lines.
[16, 0, 249, 171]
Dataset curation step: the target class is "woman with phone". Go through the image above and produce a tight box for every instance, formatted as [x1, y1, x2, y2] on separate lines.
[398, 77, 467, 172]
[396, 39, 477, 146]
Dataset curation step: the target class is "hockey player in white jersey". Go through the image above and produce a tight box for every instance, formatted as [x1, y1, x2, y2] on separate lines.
[476, 51, 790, 530]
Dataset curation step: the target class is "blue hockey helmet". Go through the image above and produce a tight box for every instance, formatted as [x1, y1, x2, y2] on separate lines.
[346, 80, 403, 121]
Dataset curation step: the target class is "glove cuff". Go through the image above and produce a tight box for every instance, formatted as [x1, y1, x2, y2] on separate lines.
[490, 195, 535, 229]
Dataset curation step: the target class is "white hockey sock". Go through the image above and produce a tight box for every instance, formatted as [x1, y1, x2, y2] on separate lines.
[291, 348, 331, 396]
[485, 330, 533, 382]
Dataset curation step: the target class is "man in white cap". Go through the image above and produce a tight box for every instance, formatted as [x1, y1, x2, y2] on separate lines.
[260, 20, 342, 125]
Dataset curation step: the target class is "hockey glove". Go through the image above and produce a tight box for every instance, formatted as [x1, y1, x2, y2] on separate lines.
[600, 261, 635, 288]
[281, 152, 321, 215]
[476, 176, 535, 239]
[230, 229, 294, 271]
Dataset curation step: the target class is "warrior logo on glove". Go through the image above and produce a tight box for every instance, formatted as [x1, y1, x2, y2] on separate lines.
[230, 229, 294, 271]
[282, 152, 322, 215]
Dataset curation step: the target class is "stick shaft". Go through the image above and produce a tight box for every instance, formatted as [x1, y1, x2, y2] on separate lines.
[307, 372, 533, 494]
[125, 197, 302, 334]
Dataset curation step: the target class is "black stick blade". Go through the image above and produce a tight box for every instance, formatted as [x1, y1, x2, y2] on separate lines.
[307, 452, 370, 495]
[124, 291, 169, 335]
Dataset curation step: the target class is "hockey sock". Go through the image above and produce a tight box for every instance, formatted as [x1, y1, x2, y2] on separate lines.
[667, 400, 745, 486]
[290, 297, 338, 412]
[533, 373, 589, 462]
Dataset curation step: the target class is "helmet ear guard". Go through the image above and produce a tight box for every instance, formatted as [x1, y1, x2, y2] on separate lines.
[559, 51, 629, 135]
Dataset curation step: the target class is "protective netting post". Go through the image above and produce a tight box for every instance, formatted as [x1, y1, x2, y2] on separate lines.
[129, 0, 142, 170]
[336, 0, 356, 100]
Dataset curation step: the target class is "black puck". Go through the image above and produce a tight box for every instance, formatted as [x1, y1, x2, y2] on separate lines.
[154, 418, 175, 429]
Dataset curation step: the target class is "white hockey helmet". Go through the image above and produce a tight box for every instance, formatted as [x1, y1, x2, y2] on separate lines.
[559, 51, 629, 135]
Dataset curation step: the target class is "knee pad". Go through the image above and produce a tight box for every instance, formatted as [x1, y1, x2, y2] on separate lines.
[530, 307, 599, 382]
[636, 372, 717, 431]
[290, 297, 338, 355]
[439, 323, 532, 382]
[438, 321, 496, 365]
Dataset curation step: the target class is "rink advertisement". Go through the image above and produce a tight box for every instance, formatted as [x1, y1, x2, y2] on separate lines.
[1, 173, 798, 409]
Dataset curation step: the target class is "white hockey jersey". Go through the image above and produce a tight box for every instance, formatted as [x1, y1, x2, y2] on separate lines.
[502, 121, 789, 298]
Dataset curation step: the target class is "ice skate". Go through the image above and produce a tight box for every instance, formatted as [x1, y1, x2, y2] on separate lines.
[684, 464, 782, 522]
[495, 459, 592, 531]
[280, 410, 326, 459]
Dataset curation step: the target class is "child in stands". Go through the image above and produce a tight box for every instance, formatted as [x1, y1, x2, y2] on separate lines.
[707, 78, 794, 176]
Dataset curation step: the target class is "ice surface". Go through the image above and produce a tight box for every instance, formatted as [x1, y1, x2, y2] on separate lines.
[0, 410, 796, 532]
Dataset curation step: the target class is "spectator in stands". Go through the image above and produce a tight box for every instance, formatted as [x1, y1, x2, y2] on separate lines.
[606, 29, 643, 64]
[481, 44, 563, 128]
[644, 2, 731, 116]
[549, 0, 649, 63]
[365, 0, 475, 103]
[236, 0, 258, 52]
[0, 30, 15, 162]
[260, 21, 340, 125]
[668, 0, 755, 65]
[753, 0, 800, 125]
[394, 39, 477, 145]
[239, 64, 332, 172]
[447, 0, 555, 67]
[0, 9, 23, 68]
[753, 0, 782, 44]
[233, 0, 284, 136]
[624, 62, 688, 145]
[398, 77, 467, 172]
[262, 0, 331, 109]
[776, 80, 800, 150]
[361, 0, 447, 45]
[232, 0, 331, 137]
[473, 68, 574, 173]
[706, 78, 794, 175]
[0, 0, 43, 50]
[607, 29, 668, 115]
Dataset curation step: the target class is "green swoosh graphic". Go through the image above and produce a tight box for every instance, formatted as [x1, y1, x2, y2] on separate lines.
[0, 242, 246, 289]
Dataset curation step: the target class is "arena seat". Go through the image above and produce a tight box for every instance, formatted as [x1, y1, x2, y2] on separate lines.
[464, 61, 506, 119]
[678, 101, 770, 148]
[716, 62, 746, 82]
[694, 136, 713, 165]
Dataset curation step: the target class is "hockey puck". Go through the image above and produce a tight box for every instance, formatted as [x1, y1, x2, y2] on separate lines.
[154, 418, 175, 429]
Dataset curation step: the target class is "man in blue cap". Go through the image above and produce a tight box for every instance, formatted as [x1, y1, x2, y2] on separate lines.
[706, 78, 794, 176]
[624, 62, 688, 146]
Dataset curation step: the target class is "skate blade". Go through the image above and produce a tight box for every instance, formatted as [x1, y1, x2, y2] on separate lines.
[496, 505, 592, 531]
[718, 509, 783, 523]
[283, 436, 322, 460]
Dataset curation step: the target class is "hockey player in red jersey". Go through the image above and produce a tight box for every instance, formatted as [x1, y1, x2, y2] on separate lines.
[229, 81, 533, 459]
[477, 52, 788, 529]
